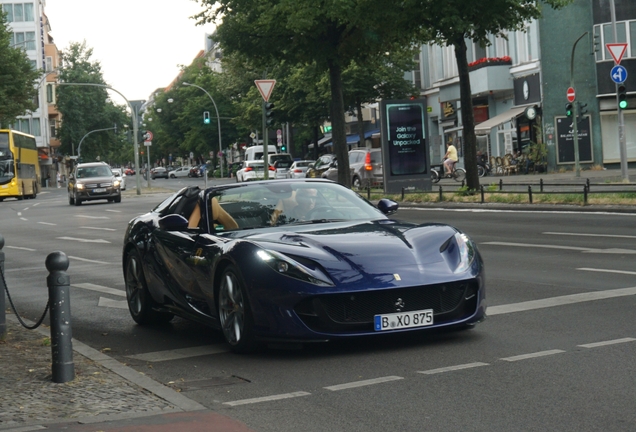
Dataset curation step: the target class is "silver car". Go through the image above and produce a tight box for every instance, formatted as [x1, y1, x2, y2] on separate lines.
[286, 160, 315, 179]
[323, 148, 383, 189]
[111, 168, 126, 190]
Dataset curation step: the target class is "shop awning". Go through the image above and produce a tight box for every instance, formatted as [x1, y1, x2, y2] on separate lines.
[346, 129, 380, 144]
[474, 106, 526, 135]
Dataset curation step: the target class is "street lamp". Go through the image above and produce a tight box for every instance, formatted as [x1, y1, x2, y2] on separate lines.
[182, 82, 223, 178]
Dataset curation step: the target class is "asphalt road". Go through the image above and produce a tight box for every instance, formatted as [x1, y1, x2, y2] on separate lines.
[2, 181, 636, 431]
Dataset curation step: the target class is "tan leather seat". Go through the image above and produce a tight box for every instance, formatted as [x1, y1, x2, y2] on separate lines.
[211, 197, 238, 230]
[187, 202, 201, 228]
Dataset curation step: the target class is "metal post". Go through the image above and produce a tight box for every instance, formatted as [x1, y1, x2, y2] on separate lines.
[528, 185, 533, 204]
[570, 32, 588, 178]
[0, 234, 5, 340]
[610, 0, 630, 182]
[147, 143, 151, 189]
[45, 251, 74, 383]
[480, 185, 485, 203]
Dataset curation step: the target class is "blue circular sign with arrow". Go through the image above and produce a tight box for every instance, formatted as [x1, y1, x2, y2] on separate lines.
[611, 65, 627, 84]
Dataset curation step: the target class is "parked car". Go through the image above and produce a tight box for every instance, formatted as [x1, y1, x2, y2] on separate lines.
[323, 148, 383, 189]
[111, 168, 126, 191]
[124, 168, 135, 176]
[235, 160, 275, 182]
[150, 167, 169, 179]
[286, 160, 315, 179]
[68, 161, 121, 206]
[121, 179, 485, 353]
[272, 160, 293, 179]
[305, 154, 336, 178]
[169, 166, 192, 178]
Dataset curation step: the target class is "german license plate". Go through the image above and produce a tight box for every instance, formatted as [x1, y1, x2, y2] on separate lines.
[374, 309, 433, 331]
[93, 188, 106, 193]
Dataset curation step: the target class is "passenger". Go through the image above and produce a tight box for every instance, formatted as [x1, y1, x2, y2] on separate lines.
[288, 188, 318, 221]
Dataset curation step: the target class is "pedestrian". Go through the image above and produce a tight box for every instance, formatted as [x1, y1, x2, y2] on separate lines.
[56, 171, 61, 188]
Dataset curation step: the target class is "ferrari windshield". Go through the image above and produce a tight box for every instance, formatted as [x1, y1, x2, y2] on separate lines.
[210, 181, 387, 231]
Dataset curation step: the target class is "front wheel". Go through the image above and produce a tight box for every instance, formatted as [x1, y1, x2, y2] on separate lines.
[218, 265, 257, 354]
[453, 168, 466, 183]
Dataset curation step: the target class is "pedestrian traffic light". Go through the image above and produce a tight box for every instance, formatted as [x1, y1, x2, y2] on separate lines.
[618, 84, 628, 110]
[265, 102, 274, 126]
[565, 103, 573, 117]
[203, 111, 211, 124]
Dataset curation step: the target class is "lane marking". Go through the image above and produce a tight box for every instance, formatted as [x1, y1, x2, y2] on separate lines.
[6, 245, 37, 252]
[73, 283, 125, 296]
[578, 338, 636, 348]
[544, 231, 636, 240]
[127, 345, 230, 362]
[57, 236, 110, 243]
[38, 221, 56, 226]
[417, 362, 489, 375]
[501, 349, 565, 362]
[324, 376, 403, 391]
[20, 217, 28, 221]
[578, 268, 636, 276]
[105, 209, 121, 213]
[98, 297, 128, 309]
[405, 207, 636, 216]
[80, 226, 117, 231]
[68, 256, 112, 264]
[74, 215, 109, 219]
[224, 391, 311, 406]
[481, 241, 636, 254]
[488, 287, 636, 315]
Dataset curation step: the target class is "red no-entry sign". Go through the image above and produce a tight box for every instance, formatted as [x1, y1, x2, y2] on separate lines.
[566, 87, 576, 102]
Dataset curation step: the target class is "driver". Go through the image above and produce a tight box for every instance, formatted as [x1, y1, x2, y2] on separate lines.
[289, 188, 318, 221]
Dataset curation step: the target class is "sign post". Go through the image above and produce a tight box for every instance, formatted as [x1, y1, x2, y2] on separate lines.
[255, 79, 277, 179]
[144, 131, 153, 188]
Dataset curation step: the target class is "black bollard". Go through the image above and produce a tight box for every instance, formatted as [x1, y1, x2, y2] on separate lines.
[0, 234, 5, 340]
[45, 251, 75, 383]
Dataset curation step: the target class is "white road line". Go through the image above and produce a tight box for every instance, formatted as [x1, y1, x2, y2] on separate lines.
[105, 209, 121, 213]
[481, 241, 636, 254]
[6, 245, 37, 252]
[578, 268, 636, 276]
[97, 297, 128, 309]
[57, 236, 110, 243]
[80, 226, 117, 231]
[501, 349, 565, 362]
[417, 362, 489, 375]
[74, 215, 109, 219]
[20, 217, 27, 221]
[544, 231, 636, 239]
[224, 391, 311, 407]
[68, 256, 112, 264]
[73, 283, 125, 296]
[578, 338, 636, 348]
[488, 287, 636, 316]
[38, 221, 56, 226]
[324, 376, 403, 391]
[127, 345, 230, 362]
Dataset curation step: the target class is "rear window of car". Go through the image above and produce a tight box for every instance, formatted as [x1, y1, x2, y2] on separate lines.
[370, 150, 382, 163]
[275, 161, 292, 168]
[296, 161, 312, 168]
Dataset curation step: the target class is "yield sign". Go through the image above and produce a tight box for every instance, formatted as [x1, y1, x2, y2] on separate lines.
[254, 79, 276, 102]
[606, 43, 628, 64]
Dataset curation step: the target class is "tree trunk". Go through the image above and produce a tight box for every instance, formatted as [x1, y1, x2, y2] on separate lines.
[327, 59, 351, 188]
[453, 38, 479, 190]
[356, 98, 365, 149]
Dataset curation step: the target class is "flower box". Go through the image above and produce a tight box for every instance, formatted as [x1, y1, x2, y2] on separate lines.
[468, 56, 512, 72]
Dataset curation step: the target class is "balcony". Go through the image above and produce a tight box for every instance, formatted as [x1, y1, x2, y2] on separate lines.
[469, 57, 513, 95]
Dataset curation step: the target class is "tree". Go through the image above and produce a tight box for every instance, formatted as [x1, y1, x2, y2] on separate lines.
[194, 0, 426, 187]
[416, 0, 571, 190]
[0, 10, 40, 127]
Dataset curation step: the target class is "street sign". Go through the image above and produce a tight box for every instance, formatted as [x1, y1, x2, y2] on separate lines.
[144, 131, 153, 142]
[611, 65, 628, 84]
[254, 80, 276, 102]
[144, 141, 152, 146]
[606, 43, 628, 64]
[567, 87, 576, 102]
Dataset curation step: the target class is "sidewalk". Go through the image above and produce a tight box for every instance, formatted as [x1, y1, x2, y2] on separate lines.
[0, 314, 253, 432]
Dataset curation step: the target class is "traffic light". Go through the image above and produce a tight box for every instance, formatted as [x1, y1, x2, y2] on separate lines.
[578, 102, 588, 115]
[139, 130, 148, 142]
[565, 103, 573, 117]
[618, 84, 628, 110]
[265, 102, 274, 126]
[203, 111, 211, 124]
[591, 33, 601, 55]
[280, 144, 286, 152]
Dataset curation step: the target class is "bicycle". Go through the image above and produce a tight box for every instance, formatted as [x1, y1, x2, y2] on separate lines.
[430, 162, 466, 183]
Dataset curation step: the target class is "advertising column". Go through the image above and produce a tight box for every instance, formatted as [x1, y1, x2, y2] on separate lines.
[380, 99, 430, 193]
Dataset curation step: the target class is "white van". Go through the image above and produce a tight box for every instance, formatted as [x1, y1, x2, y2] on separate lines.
[244, 145, 278, 161]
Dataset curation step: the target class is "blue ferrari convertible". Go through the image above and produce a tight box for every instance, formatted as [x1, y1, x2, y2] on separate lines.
[122, 179, 486, 353]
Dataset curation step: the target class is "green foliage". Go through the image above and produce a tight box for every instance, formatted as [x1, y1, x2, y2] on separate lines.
[0, 10, 40, 127]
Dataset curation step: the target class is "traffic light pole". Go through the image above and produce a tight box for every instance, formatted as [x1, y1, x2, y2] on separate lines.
[570, 32, 588, 178]
[610, 0, 629, 182]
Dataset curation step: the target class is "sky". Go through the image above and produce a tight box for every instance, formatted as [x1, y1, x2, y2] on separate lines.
[45, 0, 216, 103]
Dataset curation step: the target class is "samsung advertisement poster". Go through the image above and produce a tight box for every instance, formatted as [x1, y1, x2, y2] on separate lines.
[380, 99, 431, 193]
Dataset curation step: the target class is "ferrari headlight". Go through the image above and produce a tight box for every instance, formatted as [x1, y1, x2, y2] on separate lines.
[257, 249, 334, 286]
[76, 183, 85, 190]
[454, 232, 476, 273]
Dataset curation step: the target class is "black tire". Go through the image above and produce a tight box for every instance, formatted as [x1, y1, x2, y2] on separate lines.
[114, 195, 121, 203]
[431, 169, 440, 183]
[69, 194, 75, 205]
[74, 195, 82, 206]
[124, 249, 173, 325]
[454, 168, 466, 183]
[218, 265, 257, 353]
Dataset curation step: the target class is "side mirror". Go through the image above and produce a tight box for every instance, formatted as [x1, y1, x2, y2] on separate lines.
[377, 199, 399, 215]
[158, 214, 189, 231]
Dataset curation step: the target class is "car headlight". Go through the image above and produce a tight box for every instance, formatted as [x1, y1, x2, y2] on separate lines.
[454, 232, 476, 273]
[76, 183, 85, 190]
[113, 180, 120, 187]
[257, 249, 334, 286]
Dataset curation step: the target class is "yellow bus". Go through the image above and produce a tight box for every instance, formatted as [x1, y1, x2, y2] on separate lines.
[0, 129, 41, 201]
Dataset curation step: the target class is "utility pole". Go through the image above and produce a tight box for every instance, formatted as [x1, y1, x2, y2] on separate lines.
[610, 0, 629, 182]
[570, 32, 588, 178]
